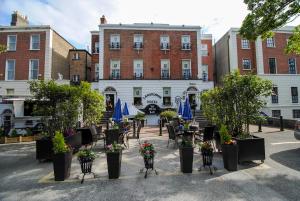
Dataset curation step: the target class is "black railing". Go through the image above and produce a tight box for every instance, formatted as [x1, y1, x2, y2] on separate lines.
[160, 43, 170, 50]
[109, 74, 120, 79]
[182, 43, 191, 50]
[134, 73, 144, 79]
[133, 42, 143, 49]
[110, 42, 120, 49]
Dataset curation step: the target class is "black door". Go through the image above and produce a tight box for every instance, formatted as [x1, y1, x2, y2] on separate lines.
[106, 94, 115, 111]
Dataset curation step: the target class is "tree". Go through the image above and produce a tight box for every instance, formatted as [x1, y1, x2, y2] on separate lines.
[240, 0, 300, 54]
[0, 44, 6, 54]
[79, 81, 105, 126]
[201, 71, 272, 136]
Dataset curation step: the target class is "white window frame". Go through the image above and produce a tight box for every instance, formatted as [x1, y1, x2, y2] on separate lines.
[110, 59, 120, 78]
[161, 59, 170, 78]
[95, 42, 99, 53]
[269, 57, 277, 74]
[5, 59, 15, 81]
[133, 59, 143, 78]
[163, 87, 171, 106]
[6, 88, 15, 95]
[181, 35, 191, 50]
[95, 63, 100, 80]
[242, 59, 252, 70]
[182, 59, 192, 78]
[29, 59, 39, 80]
[73, 53, 80, 60]
[202, 64, 208, 81]
[266, 37, 275, 48]
[288, 58, 297, 74]
[134, 34, 143, 49]
[201, 44, 208, 56]
[30, 34, 40, 50]
[110, 34, 120, 49]
[241, 39, 250, 49]
[7, 35, 17, 51]
[160, 35, 170, 50]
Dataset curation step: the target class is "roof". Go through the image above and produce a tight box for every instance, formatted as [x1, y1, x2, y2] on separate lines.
[99, 23, 201, 31]
[69, 49, 91, 56]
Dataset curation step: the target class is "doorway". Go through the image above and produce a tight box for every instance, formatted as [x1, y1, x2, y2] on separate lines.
[105, 94, 115, 112]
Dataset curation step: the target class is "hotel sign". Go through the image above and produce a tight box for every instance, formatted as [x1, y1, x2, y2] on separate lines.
[143, 93, 162, 99]
[144, 104, 161, 115]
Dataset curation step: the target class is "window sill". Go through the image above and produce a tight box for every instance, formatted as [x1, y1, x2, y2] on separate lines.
[93, 52, 99, 54]
[110, 48, 120, 50]
[29, 49, 40, 51]
[266, 46, 276, 48]
[6, 50, 16, 52]
[243, 68, 252, 71]
[181, 49, 191, 51]
[161, 49, 170, 51]
[241, 48, 250, 50]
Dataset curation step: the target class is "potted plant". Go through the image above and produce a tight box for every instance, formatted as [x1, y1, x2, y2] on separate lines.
[77, 149, 96, 183]
[52, 131, 72, 181]
[220, 125, 238, 171]
[135, 112, 145, 127]
[179, 138, 194, 173]
[106, 142, 123, 179]
[199, 142, 214, 171]
[160, 110, 177, 127]
[36, 131, 53, 162]
[139, 141, 156, 169]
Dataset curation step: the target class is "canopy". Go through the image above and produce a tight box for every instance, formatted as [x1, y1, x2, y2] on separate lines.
[182, 97, 192, 120]
[112, 98, 123, 123]
[177, 101, 183, 116]
[122, 102, 129, 116]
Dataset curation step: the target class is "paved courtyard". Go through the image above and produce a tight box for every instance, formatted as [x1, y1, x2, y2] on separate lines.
[0, 125, 300, 201]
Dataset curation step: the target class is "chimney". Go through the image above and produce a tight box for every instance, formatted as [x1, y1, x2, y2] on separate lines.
[11, 11, 29, 26]
[100, 15, 107, 24]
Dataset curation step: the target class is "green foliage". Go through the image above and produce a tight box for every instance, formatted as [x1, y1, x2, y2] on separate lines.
[240, 0, 300, 54]
[219, 124, 232, 144]
[135, 112, 145, 120]
[201, 71, 272, 136]
[0, 127, 4, 137]
[52, 131, 69, 154]
[106, 142, 123, 153]
[285, 25, 300, 54]
[11, 129, 18, 137]
[79, 82, 105, 126]
[160, 110, 177, 121]
[26, 128, 33, 136]
[77, 149, 96, 161]
[0, 44, 6, 54]
[180, 137, 194, 148]
[139, 141, 155, 159]
[29, 80, 105, 135]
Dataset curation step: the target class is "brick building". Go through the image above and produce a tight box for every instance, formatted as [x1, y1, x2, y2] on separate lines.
[0, 11, 74, 129]
[215, 27, 300, 120]
[69, 49, 91, 83]
[91, 16, 214, 123]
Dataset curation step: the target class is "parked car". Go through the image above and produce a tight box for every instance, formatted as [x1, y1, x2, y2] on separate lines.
[294, 121, 300, 140]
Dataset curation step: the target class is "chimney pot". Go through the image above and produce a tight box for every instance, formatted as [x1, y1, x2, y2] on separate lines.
[100, 15, 107, 24]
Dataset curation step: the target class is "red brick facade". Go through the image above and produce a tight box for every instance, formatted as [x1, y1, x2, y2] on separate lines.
[91, 34, 99, 81]
[201, 39, 214, 81]
[0, 31, 46, 80]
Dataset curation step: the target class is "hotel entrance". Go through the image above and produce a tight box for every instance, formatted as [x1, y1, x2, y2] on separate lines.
[104, 87, 117, 112]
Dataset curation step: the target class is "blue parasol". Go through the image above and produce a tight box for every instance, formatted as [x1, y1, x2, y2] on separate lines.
[112, 98, 123, 123]
[178, 101, 183, 116]
[123, 102, 129, 116]
[182, 97, 192, 120]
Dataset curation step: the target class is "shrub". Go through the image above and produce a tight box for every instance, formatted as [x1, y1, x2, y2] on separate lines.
[11, 129, 18, 137]
[135, 112, 145, 120]
[106, 142, 123, 153]
[77, 149, 96, 161]
[160, 110, 177, 121]
[52, 131, 70, 154]
[219, 124, 234, 145]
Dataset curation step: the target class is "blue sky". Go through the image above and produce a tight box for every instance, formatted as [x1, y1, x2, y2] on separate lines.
[1, 0, 300, 50]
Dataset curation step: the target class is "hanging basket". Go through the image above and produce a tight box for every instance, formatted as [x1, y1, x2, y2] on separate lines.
[79, 157, 94, 174]
[144, 157, 154, 169]
[201, 149, 213, 166]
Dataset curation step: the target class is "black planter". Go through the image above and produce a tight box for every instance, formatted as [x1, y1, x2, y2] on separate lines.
[214, 131, 221, 152]
[144, 157, 154, 169]
[53, 151, 72, 181]
[201, 149, 213, 166]
[79, 158, 94, 174]
[36, 138, 53, 161]
[179, 146, 194, 173]
[106, 151, 122, 179]
[236, 135, 265, 163]
[140, 119, 145, 127]
[221, 144, 238, 171]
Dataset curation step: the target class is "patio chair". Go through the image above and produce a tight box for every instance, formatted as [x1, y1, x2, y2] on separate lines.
[136, 122, 142, 144]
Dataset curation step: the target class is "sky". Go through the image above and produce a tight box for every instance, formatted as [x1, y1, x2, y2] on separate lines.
[1, 0, 300, 49]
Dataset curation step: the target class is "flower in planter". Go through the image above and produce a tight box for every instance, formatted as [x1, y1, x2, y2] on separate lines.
[139, 141, 155, 159]
[219, 124, 235, 145]
[199, 142, 213, 152]
[180, 138, 194, 148]
[106, 142, 123, 153]
[77, 149, 96, 162]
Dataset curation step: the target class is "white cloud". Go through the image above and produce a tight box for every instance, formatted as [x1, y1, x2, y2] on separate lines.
[1, 0, 300, 48]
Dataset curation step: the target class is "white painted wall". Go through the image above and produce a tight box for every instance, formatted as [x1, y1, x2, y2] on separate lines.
[259, 74, 300, 119]
[92, 80, 214, 110]
[228, 30, 238, 71]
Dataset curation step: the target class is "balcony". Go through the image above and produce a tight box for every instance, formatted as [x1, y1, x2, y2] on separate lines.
[133, 42, 143, 50]
[202, 72, 208, 81]
[134, 73, 144, 79]
[160, 43, 170, 50]
[182, 71, 192, 80]
[110, 42, 120, 49]
[182, 43, 191, 50]
[161, 71, 170, 79]
[109, 73, 120, 80]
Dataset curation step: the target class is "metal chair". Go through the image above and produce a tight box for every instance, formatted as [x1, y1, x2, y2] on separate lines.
[166, 124, 179, 148]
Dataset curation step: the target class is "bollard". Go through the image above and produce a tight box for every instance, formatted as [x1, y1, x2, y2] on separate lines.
[280, 116, 284, 131]
[258, 120, 262, 132]
[133, 120, 136, 138]
[159, 119, 162, 136]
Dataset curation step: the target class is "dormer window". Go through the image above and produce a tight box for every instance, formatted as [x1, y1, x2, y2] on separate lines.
[110, 34, 120, 49]
[134, 34, 143, 49]
[160, 35, 170, 50]
[181, 35, 191, 50]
